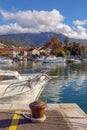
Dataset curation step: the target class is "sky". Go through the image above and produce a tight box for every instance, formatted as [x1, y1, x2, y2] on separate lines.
[0, 0, 87, 39]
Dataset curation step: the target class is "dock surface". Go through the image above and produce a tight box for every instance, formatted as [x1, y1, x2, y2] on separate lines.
[0, 103, 87, 130]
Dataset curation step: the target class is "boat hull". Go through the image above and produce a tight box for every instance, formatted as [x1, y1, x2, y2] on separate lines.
[0, 74, 49, 104]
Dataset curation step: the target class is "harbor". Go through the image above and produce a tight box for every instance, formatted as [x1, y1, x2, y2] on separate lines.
[1, 0, 87, 129]
[0, 37, 87, 130]
[0, 103, 87, 130]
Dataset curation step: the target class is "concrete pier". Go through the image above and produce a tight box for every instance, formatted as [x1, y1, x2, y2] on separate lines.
[0, 103, 87, 130]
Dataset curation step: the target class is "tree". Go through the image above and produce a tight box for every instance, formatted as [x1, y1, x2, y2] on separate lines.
[50, 49, 65, 57]
[44, 36, 66, 56]
[64, 37, 69, 47]
[44, 36, 62, 50]
[40, 52, 47, 56]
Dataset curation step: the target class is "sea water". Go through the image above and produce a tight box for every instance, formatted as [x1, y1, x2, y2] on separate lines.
[1, 60, 87, 113]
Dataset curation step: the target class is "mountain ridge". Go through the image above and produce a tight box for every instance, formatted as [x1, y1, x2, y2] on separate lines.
[0, 32, 87, 47]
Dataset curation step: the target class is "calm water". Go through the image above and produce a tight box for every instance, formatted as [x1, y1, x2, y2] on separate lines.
[1, 60, 87, 113]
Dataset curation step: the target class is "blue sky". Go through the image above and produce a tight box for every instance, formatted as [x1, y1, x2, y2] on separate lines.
[0, 0, 87, 39]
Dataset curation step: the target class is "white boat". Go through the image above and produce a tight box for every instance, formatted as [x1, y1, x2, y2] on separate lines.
[0, 57, 12, 65]
[35, 56, 45, 62]
[0, 72, 49, 104]
[0, 69, 41, 84]
[43, 56, 66, 63]
[82, 58, 87, 63]
[72, 59, 81, 64]
[66, 58, 81, 64]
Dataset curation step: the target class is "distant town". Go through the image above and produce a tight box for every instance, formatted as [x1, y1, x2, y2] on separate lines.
[0, 36, 87, 62]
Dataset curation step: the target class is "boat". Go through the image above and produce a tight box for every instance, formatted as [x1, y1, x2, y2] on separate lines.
[0, 57, 12, 65]
[66, 58, 81, 64]
[82, 58, 87, 63]
[0, 69, 47, 90]
[43, 56, 66, 63]
[0, 72, 49, 104]
[0, 69, 37, 84]
[35, 56, 45, 62]
[72, 59, 81, 64]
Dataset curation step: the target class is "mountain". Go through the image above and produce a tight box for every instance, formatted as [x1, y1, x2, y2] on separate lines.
[0, 32, 87, 47]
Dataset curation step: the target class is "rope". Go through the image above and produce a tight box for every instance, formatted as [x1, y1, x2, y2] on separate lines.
[22, 111, 46, 122]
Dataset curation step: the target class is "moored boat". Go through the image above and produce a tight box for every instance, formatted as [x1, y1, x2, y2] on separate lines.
[0, 69, 41, 84]
[0, 57, 12, 64]
[0, 72, 49, 104]
[43, 56, 66, 63]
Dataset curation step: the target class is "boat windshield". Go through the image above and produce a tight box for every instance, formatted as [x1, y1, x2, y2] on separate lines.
[0, 75, 17, 81]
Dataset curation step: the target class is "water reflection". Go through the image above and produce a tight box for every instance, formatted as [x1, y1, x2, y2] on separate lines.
[0, 61, 87, 113]
[39, 62, 87, 113]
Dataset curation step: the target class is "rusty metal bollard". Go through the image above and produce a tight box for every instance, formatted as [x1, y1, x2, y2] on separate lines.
[29, 101, 47, 118]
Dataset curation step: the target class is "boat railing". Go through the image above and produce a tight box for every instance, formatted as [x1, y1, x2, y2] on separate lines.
[30, 73, 50, 88]
[2, 79, 30, 96]
[27, 73, 43, 87]
[2, 72, 49, 97]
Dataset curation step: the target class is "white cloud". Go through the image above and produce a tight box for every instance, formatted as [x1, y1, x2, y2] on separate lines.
[0, 23, 40, 34]
[73, 20, 87, 26]
[0, 9, 87, 39]
[0, 9, 64, 28]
